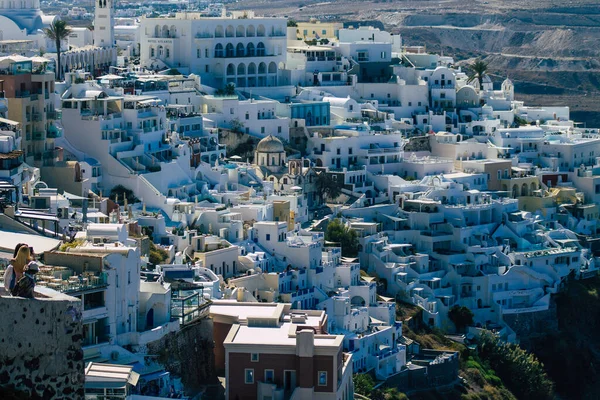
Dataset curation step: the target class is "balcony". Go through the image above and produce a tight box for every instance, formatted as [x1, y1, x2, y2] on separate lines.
[46, 110, 61, 120]
[15, 90, 30, 98]
[47, 125, 63, 138]
[31, 112, 41, 122]
[31, 131, 44, 141]
[42, 273, 109, 295]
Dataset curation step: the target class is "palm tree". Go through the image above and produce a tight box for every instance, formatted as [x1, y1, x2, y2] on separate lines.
[467, 59, 488, 90]
[44, 19, 72, 80]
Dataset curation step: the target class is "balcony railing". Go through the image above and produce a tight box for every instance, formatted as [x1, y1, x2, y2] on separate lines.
[44, 273, 109, 295]
[15, 90, 30, 98]
[31, 112, 41, 122]
[46, 110, 61, 120]
[32, 131, 44, 141]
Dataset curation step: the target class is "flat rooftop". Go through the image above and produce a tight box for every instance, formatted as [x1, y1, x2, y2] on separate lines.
[230, 323, 341, 348]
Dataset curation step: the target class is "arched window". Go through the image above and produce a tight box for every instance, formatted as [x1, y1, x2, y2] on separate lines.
[166, 48, 170, 58]
[161, 25, 169, 38]
[236, 25, 245, 37]
[257, 24, 265, 37]
[258, 62, 267, 74]
[246, 43, 255, 57]
[225, 25, 234, 37]
[268, 62, 277, 73]
[154, 25, 160, 37]
[226, 63, 235, 76]
[257, 42, 266, 57]
[237, 63, 246, 75]
[246, 25, 255, 37]
[214, 43, 223, 58]
[248, 62, 256, 74]
[215, 25, 224, 37]
[150, 47, 154, 58]
[225, 43, 234, 57]
[236, 43, 245, 57]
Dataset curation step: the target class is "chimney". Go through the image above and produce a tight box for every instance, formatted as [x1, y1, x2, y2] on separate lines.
[296, 328, 315, 388]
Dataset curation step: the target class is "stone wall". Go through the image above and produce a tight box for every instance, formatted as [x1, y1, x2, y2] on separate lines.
[503, 300, 558, 348]
[146, 317, 217, 392]
[0, 287, 84, 399]
[218, 129, 258, 161]
[404, 135, 432, 152]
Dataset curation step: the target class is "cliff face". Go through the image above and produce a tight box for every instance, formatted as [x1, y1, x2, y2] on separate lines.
[0, 290, 84, 399]
[147, 317, 218, 392]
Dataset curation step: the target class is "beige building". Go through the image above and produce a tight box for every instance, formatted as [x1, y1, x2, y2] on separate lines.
[295, 21, 342, 41]
[192, 234, 239, 278]
[0, 56, 60, 166]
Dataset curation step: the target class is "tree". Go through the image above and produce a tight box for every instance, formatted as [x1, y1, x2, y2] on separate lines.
[353, 373, 375, 396]
[467, 59, 488, 90]
[44, 19, 72, 80]
[478, 332, 554, 399]
[109, 184, 139, 205]
[325, 218, 359, 258]
[316, 171, 344, 200]
[287, 19, 298, 27]
[448, 305, 474, 332]
[149, 242, 169, 265]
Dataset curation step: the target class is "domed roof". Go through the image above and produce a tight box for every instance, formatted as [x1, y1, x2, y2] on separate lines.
[256, 135, 284, 153]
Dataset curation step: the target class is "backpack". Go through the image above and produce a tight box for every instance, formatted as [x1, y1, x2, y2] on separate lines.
[11, 274, 35, 298]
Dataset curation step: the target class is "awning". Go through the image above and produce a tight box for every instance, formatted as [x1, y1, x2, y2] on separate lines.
[0, 117, 19, 125]
[97, 74, 124, 80]
[87, 211, 108, 219]
[138, 99, 161, 105]
[63, 191, 87, 200]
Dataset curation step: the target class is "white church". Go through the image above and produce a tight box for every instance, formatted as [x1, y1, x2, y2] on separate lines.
[0, 0, 116, 78]
[0, 0, 57, 52]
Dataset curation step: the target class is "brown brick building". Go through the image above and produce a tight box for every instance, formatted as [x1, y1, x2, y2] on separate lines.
[211, 302, 353, 400]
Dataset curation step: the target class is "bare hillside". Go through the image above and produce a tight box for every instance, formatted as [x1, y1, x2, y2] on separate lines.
[231, 0, 600, 127]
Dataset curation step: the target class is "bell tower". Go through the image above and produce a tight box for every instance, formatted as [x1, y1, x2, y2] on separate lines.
[94, 0, 114, 48]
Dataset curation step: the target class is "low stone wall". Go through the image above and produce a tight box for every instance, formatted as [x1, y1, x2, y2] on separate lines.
[0, 287, 84, 399]
[146, 317, 217, 393]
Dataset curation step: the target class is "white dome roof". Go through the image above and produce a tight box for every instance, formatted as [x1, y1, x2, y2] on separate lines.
[256, 135, 284, 153]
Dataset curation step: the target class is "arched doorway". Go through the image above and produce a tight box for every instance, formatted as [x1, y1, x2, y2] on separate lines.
[146, 308, 154, 329]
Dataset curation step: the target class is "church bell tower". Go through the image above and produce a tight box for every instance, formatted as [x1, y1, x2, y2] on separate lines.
[94, 0, 114, 48]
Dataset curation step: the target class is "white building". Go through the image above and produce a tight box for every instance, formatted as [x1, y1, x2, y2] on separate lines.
[139, 11, 288, 91]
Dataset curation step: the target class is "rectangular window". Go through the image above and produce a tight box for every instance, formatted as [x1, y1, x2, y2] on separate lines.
[205, 48, 209, 57]
[318, 371, 327, 386]
[266, 234, 271, 241]
[197, 49, 200, 58]
[265, 369, 274, 383]
[245, 369, 254, 384]
[251, 353, 259, 362]
[205, 65, 209, 73]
